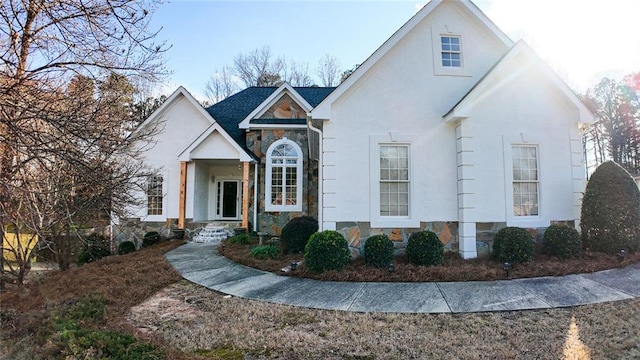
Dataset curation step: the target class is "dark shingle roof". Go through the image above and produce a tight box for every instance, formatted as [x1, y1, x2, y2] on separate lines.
[205, 86, 335, 154]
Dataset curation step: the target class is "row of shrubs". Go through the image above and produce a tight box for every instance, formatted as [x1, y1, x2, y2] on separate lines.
[246, 214, 584, 273]
[77, 231, 163, 266]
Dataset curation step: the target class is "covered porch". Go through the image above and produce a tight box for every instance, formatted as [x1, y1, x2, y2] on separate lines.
[176, 123, 258, 232]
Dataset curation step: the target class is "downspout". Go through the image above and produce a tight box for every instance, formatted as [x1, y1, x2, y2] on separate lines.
[307, 116, 323, 230]
[253, 162, 258, 232]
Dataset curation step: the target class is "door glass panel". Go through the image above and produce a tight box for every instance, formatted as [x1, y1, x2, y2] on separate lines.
[222, 181, 238, 218]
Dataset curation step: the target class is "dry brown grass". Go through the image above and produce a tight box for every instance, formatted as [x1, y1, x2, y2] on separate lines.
[129, 280, 640, 359]
[220, 239, 640, 282]
[3, 239, 640, 359]
[0, 240, 193, 360]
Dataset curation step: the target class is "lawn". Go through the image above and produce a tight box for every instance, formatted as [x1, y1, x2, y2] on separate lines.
[2, 240, 639, 359]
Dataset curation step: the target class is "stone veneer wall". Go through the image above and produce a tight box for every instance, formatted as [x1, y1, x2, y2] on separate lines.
[246, 129, 318, 235]
[334, 220, 575, 259]
[335, 222, 459, 258]
[112, 218, 244, 249]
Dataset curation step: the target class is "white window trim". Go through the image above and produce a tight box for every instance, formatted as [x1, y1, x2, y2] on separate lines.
[144, 170, 167, 222]
[503, 137, 546, 227]
[213, 177, 242, 220]
[511, 144, 540, 218]
[431, 26, 470, 77]
[370, 134, 420, 228]
[265, 138, 303, 212]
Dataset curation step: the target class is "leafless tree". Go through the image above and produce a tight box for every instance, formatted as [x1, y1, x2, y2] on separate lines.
[233, 46, 284, 87]
[204, 66, 239, 105]
[317, 54, 342, 87]
[0, 0, 167, 288]
[282, 60, 313, 87]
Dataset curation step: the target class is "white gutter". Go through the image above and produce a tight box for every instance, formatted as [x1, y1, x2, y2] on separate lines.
[307, 116, 323, 230]
[253, 162, 258, 232]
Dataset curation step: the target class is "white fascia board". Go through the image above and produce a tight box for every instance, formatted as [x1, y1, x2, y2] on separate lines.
[177, 123, 254, 162]
[245, 124, 308, 130]
[443, 108, 471, 122]
[238, 83, 313, 130]
[444, 41, 595, 124]
[130, 86, 213, 138]
[311, 0, 513, 120]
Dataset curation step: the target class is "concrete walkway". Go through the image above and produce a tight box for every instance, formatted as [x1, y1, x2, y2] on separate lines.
[166, 242, 640, 313]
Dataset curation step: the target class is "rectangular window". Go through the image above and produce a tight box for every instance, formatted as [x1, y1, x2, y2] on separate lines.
[441, 35, 461, 67]
[512, 145, 539, 216]
[147, 176, 163, 216]
[379, 145, 409, 216]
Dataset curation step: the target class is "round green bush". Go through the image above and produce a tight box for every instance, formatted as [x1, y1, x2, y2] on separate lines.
[141, 231, 161, 248]
[406, 231, 444, 266]
[118, 241, 136, 255]
[543, 224, 582, 259]
[77, 233, 111, 266]
[304, 230, 350, 273]
[492, 227, 534, 263]
[364, 235, 394, 268]
[581, 161, 640, 254]
[281, 216, 319, 254]
[250, 245, 279, 259]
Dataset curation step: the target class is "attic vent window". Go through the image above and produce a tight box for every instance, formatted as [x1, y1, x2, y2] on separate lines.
[441, 35, 462, 67]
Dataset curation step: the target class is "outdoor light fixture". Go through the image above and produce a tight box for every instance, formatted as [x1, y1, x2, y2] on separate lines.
[387, 263, 395, 272]
[620, 249, 627, 262]
[502, 262, 512, 277]
[290, 262, 297, 271]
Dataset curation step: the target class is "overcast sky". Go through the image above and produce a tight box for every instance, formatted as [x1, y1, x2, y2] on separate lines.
[149, 0, 640, 101]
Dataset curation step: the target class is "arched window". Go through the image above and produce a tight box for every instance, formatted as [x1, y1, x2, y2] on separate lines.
[266, 138, 302, 211]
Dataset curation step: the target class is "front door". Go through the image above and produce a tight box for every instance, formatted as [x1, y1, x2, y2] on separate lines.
[217, 180, 240, 219]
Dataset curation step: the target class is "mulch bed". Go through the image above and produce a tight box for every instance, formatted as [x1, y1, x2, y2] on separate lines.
[219, 239, 640, 282]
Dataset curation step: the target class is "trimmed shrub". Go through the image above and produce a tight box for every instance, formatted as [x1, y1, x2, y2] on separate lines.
[141, 231, 161, 248]
[250, 245, 279, 259]
[492, 227, 534, 263]
[304, 230, 350, 273]
[581, 161, 640, 254]
[281, 216, 319, 254]
[118, 241, 136, 255]
[228, 234, 251, 244]
[406, 231, 444, 266]
[364, 235, 394, 268]
[77, 233, 111, 266]
[543, 224, 582, 259]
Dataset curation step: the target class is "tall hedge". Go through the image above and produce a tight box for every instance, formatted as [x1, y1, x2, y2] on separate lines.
[581, 161, 640, 254]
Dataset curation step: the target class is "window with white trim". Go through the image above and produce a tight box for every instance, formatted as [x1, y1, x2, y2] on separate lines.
[147, 175, 163, 216]
[379, 145, 410, 217]
[512, 145, 539, 216]
[441, 35, 462, 68]
[266, 138, 302, 211]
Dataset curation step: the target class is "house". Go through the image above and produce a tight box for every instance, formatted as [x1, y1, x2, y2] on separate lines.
[122, 0, 594, 258]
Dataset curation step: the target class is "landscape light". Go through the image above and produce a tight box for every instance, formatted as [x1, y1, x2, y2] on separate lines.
[502, 262, 512, 277]
[620, 249, 627, 261]
[387, 263, 395, 272]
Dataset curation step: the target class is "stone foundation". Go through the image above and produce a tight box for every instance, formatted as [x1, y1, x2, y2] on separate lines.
[335, 221, 459, 258]
[112, 218, 245, 249]
[334, 220, 575, 259]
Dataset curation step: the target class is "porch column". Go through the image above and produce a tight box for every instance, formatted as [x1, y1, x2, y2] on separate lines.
[241, 161, 250, 232]
[178, 161, 187, 229]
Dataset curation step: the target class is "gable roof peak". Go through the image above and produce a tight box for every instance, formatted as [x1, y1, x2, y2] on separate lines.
[311, 0, 513, 119]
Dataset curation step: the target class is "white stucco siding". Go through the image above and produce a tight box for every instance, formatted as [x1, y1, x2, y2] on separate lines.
[136, 94, 213, 221]
[190, 131, 241, 160]
[322, 1, 510, 225]
[193, 162, 209, 221]
[469, 61, 583, 227]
